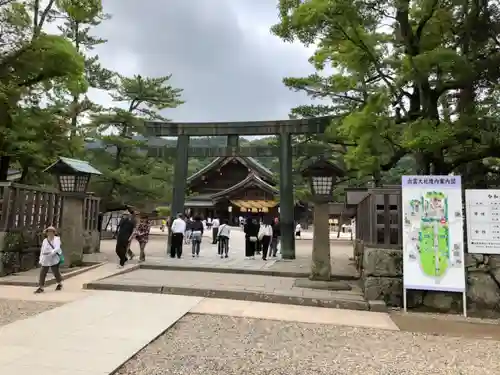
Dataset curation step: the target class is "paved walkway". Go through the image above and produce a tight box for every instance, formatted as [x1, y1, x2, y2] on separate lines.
[2, 254, 500, 374]
[0, 262, 138, 303]
[0, 292, 202, 375]
[92, 229, 357, 278]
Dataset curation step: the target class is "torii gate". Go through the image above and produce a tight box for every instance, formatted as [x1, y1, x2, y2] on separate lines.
[145, 116, 335, 259]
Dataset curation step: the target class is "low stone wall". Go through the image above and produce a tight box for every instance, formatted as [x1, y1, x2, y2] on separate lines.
[358, 243, 500, 317]
[0, 230, 42, 277]
[83, 230, 101, 254]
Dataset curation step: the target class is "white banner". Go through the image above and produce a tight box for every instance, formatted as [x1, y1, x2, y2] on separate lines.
[402, 176, 465, 292]
[465, 189, 500, 254]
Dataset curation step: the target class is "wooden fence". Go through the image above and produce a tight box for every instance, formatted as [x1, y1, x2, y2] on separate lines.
[355, 187, 402, 248]
[0, 182, 100, 232]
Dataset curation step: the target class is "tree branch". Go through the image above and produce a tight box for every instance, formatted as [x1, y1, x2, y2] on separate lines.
[381, 148, 408, 171]
[415, 0, 439, 42]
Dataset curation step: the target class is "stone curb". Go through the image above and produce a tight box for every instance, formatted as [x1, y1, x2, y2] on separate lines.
[0, 262, 106, 287]
[80, 264, 141, 289]
[84, 282, 370, 311]
[368, 300, 388, 313]
[139, 264, 359, 280]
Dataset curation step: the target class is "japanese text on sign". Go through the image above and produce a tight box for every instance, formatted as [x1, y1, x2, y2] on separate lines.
[407, 177, 457, 185]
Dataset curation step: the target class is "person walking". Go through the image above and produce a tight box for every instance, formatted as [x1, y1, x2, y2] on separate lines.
[258, 218, 273, 260]
[255, 218, 262, 255]
[190, 216, 204, 257]
[211, 216, 220, 244]
[217, 219, 231, 258]
[115, 209, 136, 267]
[135, 213, 151, 262]
[185, 217, 193, 245]
[170, 213, 186, 258]
[34, 226, 63, 293]
[244, 218, 259, 259]
[125, 209, 138, 260]
[270, 217, 281, 257]
[295, 222, 302, 239]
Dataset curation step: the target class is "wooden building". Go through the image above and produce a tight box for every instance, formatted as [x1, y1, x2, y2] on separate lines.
[185, 156, 279, 223]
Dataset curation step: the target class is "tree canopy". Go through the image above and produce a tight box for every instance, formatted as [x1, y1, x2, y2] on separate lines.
[272, 0, 500, 187]
[4, 0, 500, 214]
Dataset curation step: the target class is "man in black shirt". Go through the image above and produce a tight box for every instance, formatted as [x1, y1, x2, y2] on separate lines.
[115, 208, 137, 267]
[270, 217, 281, 257]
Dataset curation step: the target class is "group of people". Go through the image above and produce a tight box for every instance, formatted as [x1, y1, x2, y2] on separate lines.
[114, 210, 288, 264]
[170, 214, 231, 258]
[243, 217, 281, 260]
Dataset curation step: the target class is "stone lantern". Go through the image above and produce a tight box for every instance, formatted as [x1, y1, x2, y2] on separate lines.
[44, 157, 102, 266]
[301, 158, 344, 281]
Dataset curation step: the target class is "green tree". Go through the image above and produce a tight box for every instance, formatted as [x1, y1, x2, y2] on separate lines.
[272, 0, 500, 184]
[87, 74, 183, 210]
[0, 0, 97, 180]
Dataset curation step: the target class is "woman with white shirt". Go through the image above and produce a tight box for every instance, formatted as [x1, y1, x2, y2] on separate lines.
[34, 226, 63, 294]
[295, 222, 302, 238]
[217, 219, 231, 258]
[258, 218, 273, 260]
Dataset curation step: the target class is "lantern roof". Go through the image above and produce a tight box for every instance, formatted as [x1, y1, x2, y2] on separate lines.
[300, 157, 345, 178]
[44, 157, 102, 176]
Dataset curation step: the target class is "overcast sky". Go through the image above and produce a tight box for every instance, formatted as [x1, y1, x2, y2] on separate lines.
[88, 0, 318, 122]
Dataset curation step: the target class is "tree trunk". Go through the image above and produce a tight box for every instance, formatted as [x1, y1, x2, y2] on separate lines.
[0, 156, 10, 181]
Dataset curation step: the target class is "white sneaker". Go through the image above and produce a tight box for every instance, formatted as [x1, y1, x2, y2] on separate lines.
[251, 256, 255, 260]
[117, 265, 124, 269]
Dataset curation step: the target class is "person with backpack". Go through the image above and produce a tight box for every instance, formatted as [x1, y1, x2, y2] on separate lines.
[34, 226, 63, 294]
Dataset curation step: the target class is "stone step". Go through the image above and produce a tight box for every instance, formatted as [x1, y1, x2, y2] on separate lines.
[84, 269, 371, 311]
[140, 263, 359, 280]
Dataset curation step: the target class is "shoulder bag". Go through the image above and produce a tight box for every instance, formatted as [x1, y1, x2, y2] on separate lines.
[47, 239, 64, 265]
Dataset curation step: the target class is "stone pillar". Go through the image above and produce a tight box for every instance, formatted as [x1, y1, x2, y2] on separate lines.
[168, 135, 189, 253]
[310, 202, 331, 280]
[60, 195, 85, 267]
[279, 131, 295, 259]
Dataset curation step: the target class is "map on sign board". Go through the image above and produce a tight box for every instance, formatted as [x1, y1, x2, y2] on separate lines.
[402, 176, 465, 292]
[465, 189, 500, 254]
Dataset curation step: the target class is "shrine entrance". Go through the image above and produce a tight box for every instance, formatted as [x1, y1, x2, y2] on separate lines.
[145, 116, 335, 259]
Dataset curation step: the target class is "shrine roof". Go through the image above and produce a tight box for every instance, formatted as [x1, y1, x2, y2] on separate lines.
[211, 172, 278, 200]
[187, 156, 274, 184]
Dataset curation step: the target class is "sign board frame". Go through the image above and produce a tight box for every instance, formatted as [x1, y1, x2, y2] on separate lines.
[401, 175, 467, 317]
[465, 189, 500, 254]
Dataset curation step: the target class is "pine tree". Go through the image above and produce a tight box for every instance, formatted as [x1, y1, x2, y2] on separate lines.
[88, 74, 183, 210]
[56, 0, 115, 148]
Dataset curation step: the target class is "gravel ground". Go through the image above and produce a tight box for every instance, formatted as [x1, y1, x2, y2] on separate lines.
[0, 299, 62, 327]
[117, 314, 500, 375]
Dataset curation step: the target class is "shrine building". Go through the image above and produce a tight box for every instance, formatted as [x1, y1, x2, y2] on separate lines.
[185, 156, 280, 223]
